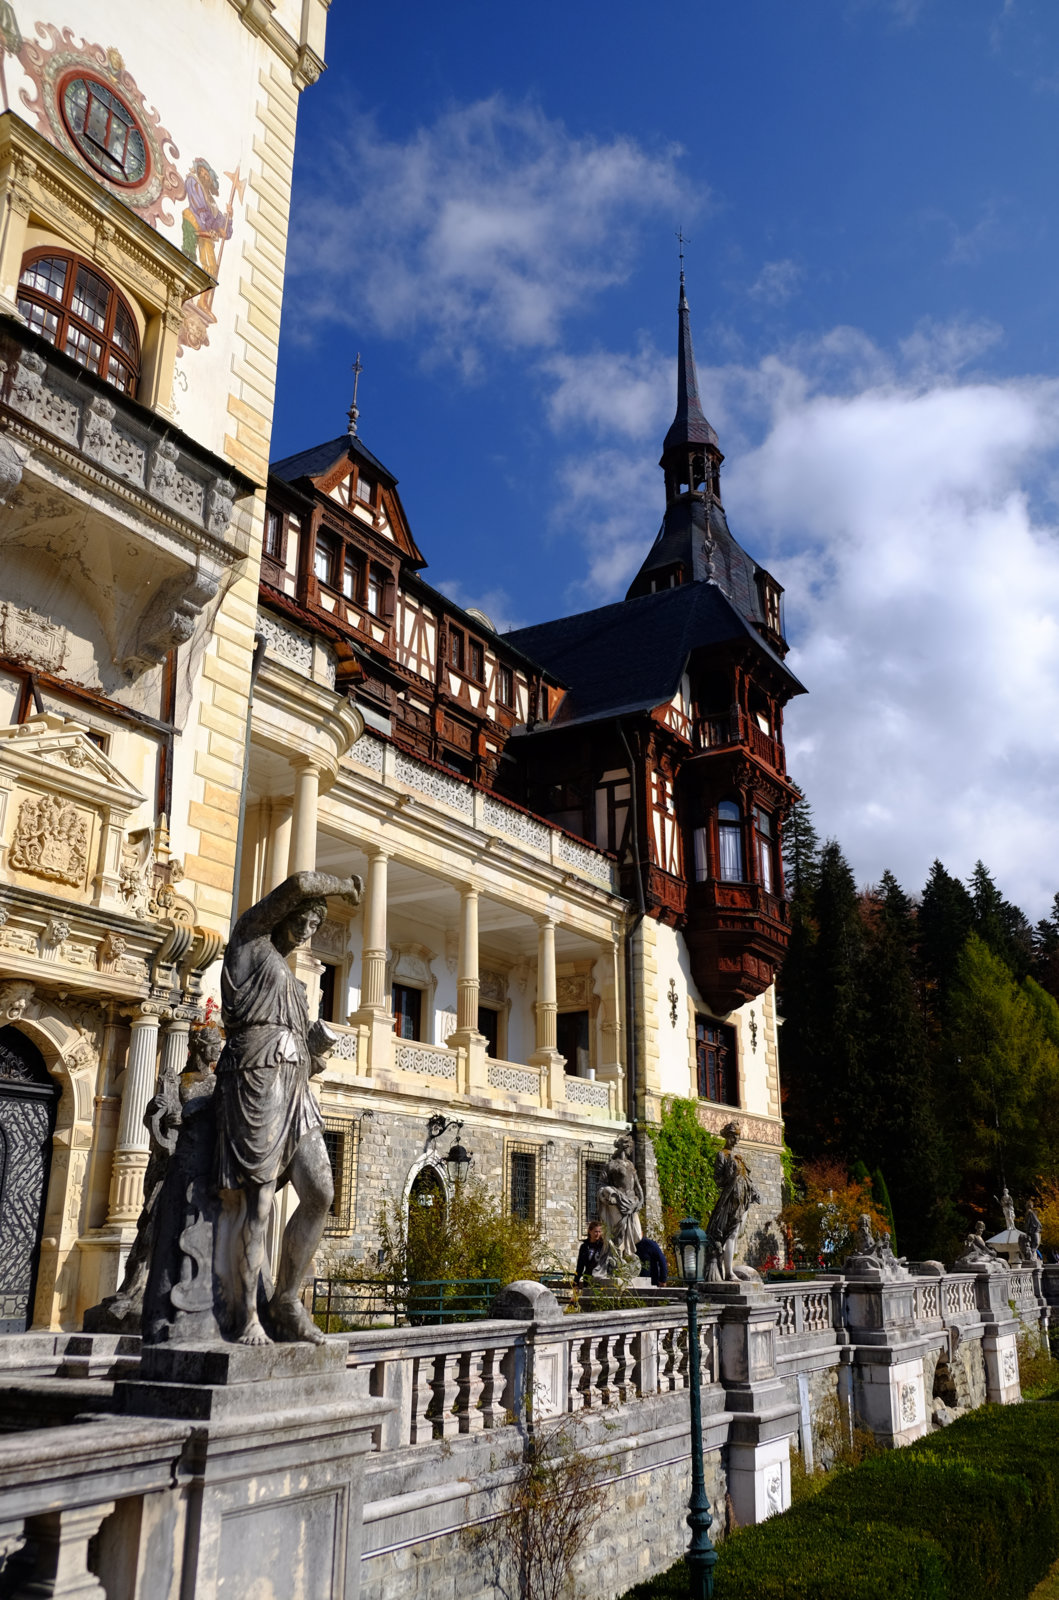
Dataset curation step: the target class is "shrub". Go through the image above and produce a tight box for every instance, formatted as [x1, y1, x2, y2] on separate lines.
[374, 1177, 547, 1290]
[713, 1403, 1059, 1600]
[780, 1157, 891, 1264]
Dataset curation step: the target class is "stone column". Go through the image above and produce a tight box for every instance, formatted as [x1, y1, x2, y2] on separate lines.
[351, 849, 392, 1073]
[530, 916, 566, 1105]
[360, 850, 389, 1010]
[264, 798, 294, 892]
[159, 1015, 191, 1082]
[456, 888, 480, 1033]
[106, 1007, 164, 1226]
[448, 886, 487, 1090]
[288, 759, 322, 875]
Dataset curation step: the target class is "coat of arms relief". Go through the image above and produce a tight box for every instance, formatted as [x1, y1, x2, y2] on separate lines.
[9, 793, 89, 887]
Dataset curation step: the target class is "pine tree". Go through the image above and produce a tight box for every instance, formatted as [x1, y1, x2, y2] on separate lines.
[781, 788, 820, 906]
[855, 871, 943, 1258]
[968, 861, 1034, 980]
[779, 840, 865, 1162]
[918, 860, 974, 1009]
[1033, 893, 1059, 1002]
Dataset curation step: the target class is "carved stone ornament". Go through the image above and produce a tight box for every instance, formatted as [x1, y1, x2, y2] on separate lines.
[0, 981, 35, 1021]
[0, 602, 68, 674]
[557, 973, 591, 1009]
[120, 828, 155, 918]
[479, 968, 508, 1006]
[41, 916, 70, 949]
[206, 478, 236, 537]
[10, 793, 90, 886]
[0, 435, 24, 503]
[98, 931, 127, 968]
[10, 351, 46, 412]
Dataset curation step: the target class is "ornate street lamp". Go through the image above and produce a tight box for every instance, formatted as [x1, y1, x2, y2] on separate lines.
[674, 1217, 718, 1600]
[443, 1134, 473, 1185]
[426, 1113, 474, 1185]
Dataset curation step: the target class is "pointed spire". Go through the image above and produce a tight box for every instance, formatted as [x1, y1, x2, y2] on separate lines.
[662, 269, 718, 456]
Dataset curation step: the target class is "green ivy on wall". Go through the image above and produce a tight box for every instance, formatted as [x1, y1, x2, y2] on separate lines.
[646, 1097, 724, 1231]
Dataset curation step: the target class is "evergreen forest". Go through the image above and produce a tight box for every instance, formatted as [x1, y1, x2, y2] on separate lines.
[778, 794, 1059, 1263]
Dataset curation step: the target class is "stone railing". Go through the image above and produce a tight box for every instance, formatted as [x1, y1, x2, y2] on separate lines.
[772, 1278, 839, 1340]
[393, 1040, 458, 1080]
[345, 733, 619, 891]
[346, 1299, 714, 1452]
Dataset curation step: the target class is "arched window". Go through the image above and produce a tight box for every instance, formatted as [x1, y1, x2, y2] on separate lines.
[717, 800, 744, 883]
[755, 807, 775, 893]
[17, 251, 140, 396]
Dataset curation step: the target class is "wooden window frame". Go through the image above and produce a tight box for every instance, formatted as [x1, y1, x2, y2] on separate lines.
[695, 1017, 738, 1106]
[497, 664, 514, 709]
[392, 982, 424, 1042]
[263, 507, 286, 564]
[449, 627, 465, 673]
[18, 247, 141, 396]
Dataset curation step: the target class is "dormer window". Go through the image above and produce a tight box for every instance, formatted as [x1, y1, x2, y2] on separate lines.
[356, 475, 374, 504]
[18, 251, 140, 396]
[758, 573, 783, 636]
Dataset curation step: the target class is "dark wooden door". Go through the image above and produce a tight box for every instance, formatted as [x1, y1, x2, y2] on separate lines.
[0, 1028, 59, 1332]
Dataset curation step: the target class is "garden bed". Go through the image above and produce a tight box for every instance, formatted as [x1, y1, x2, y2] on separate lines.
[619, 1402, 1059, 1600]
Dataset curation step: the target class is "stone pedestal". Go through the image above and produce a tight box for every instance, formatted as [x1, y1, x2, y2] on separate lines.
[708, 1282, 798, 1525]
[114, 1339, 390, 1600]
[844, 1276, 930, 1445]
[972, 1269, 1022, 1404]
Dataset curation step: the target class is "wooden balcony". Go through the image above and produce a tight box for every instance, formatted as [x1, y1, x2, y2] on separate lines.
[694, 711, 785, 774]
[685, 876, 790, 1013]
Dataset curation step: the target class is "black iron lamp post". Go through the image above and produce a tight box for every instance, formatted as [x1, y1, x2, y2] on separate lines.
[675, 1217, 718, 1600]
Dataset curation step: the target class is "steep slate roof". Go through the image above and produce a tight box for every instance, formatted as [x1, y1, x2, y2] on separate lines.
[506, 582, 805, 732]
[630, 497, 770, 624]
[271, 433, 395, 486]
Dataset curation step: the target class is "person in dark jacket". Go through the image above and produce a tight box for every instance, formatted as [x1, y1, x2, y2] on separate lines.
[635, 1236, 669, 1287]
[574, 1220, 614, 1284]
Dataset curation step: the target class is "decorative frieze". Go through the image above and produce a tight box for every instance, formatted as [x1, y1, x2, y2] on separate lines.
[256, 610, 313, 675]
[483, 795, 550, 853]
[348, 733, 384, 773]
[0, 602, 68, 673]
[394, 753, 473, 816]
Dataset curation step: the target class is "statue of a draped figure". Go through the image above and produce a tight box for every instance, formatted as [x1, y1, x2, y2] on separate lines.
[596, 1133, 644, 1261]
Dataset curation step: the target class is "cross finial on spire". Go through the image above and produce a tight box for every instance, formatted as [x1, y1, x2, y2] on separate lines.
[347, 352, 363, 438]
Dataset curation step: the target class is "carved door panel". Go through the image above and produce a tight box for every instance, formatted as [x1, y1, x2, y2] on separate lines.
[0, 1029, 58, 1333]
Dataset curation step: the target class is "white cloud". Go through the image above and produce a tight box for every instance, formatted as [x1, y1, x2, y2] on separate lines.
[430, 580, 522, 636]
[287, 98, 687, 372]
[726, 360, 1059, 918]
[746, 258, 803, 307]
[542, 320, 1059, 916]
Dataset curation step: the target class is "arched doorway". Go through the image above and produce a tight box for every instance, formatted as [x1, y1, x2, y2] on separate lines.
[0, 1027, 59, 1333]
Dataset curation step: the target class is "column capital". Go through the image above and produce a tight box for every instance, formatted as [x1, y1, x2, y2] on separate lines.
[122, 1002, 171, 1026]
[291, 754, 324, 777]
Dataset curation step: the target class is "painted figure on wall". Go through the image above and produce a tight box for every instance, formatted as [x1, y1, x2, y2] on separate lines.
[178, 157, 244, 352]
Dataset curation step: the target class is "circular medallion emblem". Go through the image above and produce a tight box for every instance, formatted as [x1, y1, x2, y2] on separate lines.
[59, 73, 149, 187]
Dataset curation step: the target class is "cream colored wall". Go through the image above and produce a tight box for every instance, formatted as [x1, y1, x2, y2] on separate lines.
[637, 918, 782, 1130]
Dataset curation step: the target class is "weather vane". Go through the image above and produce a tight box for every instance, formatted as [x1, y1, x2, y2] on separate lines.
[347, 352, 363, 437]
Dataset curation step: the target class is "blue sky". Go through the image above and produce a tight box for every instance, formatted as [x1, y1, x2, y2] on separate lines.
[273, 0, 1059, 918]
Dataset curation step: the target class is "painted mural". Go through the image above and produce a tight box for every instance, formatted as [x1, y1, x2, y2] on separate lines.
[2, 8, 243, 354]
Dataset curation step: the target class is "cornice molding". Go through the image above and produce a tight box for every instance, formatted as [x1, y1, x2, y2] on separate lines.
[226, 0, 328, 90]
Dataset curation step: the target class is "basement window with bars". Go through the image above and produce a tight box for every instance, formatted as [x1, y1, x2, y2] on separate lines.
[581, 1153, 610, 1234]
[322, 1115, 359, 1235]
[507, 1143, 542, 1224]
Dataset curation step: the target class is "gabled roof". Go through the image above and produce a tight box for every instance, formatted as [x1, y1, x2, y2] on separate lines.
[271, 433, 395, 487]
[506, 582, 805, 733]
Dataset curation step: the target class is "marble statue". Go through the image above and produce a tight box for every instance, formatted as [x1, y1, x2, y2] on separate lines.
[85, 1027, 223, 1334]
[705, 1121, 761, 1283]
[843, 1213, 910, 1281]
[143, 871, 362, 1346]
[215, 871, 362, 1345]
[596, 1133, 644, 1260]
[1025, 1204, 1043, 1260]
[955, 1220, 1007, 1274]
[996, 1187, 1016, 1232]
